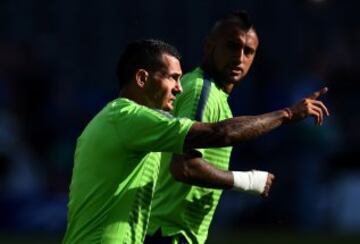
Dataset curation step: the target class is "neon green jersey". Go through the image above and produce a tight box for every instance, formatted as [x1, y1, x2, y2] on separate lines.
[63, 98, 193, 244]
[148, 67, 233, 244]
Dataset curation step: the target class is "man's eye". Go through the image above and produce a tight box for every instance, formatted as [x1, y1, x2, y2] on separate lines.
[170, 75, 180, 81]
[244, 47, 255, 56]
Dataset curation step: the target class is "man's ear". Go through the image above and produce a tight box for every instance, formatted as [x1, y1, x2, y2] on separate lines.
[135, 69, 149, 88]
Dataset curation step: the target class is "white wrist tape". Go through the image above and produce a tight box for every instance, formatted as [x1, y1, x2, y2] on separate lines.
[232, 170, 268, 194]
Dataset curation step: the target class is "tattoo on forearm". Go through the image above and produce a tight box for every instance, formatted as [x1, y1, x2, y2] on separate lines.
[220, 111, 285, 142]
[185, 110, 287, 149]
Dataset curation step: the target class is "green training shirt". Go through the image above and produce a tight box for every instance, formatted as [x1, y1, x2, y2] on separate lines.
[148, 67, 233, 244]
[63, 98, 193, 244]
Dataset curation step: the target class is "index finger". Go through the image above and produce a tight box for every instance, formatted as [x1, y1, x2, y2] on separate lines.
[308, 87, 328, 100]
[268, 173, 275, 181]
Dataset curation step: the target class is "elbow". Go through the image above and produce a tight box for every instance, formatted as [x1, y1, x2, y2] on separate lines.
[184, 122, 232, 150]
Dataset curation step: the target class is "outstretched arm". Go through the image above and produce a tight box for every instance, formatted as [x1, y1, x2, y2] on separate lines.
[170, 152, 274, 197]
[184, 87, 329, 151]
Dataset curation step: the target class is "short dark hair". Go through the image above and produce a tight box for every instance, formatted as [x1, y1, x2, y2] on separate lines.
[209, 10, 255, 38]
[116, 39, 181, 89]
[227, 10, 253, 30]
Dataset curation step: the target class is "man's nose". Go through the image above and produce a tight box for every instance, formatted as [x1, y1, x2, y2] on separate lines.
[174, 80, 183, 94]
[236, 49, 245, 63]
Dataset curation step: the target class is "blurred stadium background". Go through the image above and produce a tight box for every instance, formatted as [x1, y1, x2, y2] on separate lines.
[0, 0, 359, 243]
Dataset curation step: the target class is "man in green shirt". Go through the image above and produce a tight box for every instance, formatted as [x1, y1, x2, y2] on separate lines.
[63, 38, 328, 243]
[147, 11, 330, 244]
[63, 39, 194, 244]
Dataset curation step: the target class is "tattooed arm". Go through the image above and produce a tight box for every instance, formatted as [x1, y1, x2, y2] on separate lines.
[184, 110, 288, 150]
[183, 87, 329, 150]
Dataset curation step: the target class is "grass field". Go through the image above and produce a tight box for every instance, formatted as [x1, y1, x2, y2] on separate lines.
[0, 230, 359, 244]
[208, 230, 360, 244]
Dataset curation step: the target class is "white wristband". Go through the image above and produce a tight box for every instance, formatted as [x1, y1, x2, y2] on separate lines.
[232, 170, 268, 194]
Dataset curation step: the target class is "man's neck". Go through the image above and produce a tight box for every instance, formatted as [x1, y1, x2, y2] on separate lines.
[119, 87, 148, 107]
[201, 63, 234, 94]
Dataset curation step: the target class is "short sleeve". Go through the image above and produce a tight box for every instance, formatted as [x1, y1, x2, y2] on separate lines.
[114, 104, 194, 154]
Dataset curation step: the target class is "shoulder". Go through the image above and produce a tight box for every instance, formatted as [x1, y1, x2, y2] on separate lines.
[106, 98, 169, 122]
[177, 68, 213, 103]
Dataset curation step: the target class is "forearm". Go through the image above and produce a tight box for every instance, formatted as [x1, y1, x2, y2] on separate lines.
[217, 110, 288, 142]
[184, 109, 289, 150]
[170, 153, 234, 189]
[170, 153, 270, 195]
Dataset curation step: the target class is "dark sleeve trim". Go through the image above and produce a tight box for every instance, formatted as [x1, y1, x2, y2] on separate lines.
[195, 73, 212, 122]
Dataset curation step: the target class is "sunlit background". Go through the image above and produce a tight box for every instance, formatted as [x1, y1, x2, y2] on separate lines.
[0, 0, 359, 243]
